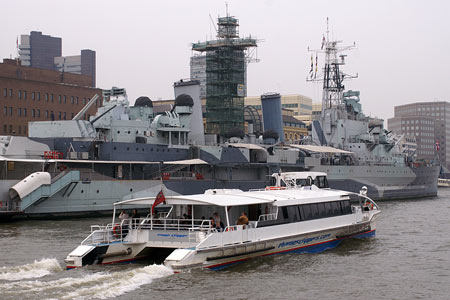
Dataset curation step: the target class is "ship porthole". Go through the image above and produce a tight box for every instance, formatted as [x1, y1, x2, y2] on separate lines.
[130, 188, 133, 192]
[81, 190, 84, 193]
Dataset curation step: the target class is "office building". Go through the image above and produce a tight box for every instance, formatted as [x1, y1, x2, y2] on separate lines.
[388, 101, 450, 168]
[55, 49, 96, 87]
[19, 31, 96, 87]
[245, 94, 313, 117]
[19, 31, 62, 69]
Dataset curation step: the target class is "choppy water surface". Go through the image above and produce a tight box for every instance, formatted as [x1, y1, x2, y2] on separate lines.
[1, 189, 450, 300]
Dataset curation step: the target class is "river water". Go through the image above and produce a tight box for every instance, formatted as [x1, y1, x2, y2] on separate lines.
[1, 189, 449, 300]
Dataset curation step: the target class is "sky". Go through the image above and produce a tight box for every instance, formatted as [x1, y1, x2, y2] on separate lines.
[1, 0, 450, 121]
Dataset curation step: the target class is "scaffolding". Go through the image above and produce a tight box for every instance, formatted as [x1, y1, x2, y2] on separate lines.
[192, 15, 257, 136]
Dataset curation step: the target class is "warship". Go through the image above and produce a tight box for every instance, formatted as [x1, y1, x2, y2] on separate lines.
[0, 34, 439, 220]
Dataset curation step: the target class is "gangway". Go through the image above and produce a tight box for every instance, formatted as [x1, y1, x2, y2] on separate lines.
[9, 171, 80, 211]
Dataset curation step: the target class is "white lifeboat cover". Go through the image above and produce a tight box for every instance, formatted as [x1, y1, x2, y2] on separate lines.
[9, 172, 51, 200]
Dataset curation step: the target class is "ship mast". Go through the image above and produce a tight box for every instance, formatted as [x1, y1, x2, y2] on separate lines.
[307, 18, 357, 115]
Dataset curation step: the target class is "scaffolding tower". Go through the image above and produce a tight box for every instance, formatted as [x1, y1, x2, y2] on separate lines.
[192, 15, 257, 136]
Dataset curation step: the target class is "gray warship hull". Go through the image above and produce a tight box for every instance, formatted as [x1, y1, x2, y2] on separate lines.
[0, 157, 438, 220]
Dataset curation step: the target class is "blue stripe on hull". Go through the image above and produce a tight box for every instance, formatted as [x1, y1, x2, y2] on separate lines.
[206, 230, 376, 270]
[351, 229, 376, 239]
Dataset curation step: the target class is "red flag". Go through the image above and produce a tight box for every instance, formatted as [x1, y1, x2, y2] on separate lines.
[151, 189, 165, 215]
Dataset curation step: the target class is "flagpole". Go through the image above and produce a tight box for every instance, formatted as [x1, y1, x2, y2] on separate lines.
[16, 36, 19, 66]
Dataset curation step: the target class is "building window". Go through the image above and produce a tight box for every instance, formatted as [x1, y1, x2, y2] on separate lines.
[3, 106, 6, 115]
[32, 109, 35, 117]
[23, 108, 27, 116]
[58, 112, 61, 120]
[23, 91, 27, 100]
[3, 88, 6, 97]
[71, 96, 74, 104]
[76, 96, 79, 104]
[9, 107, 13, 116]
[3, 125, 6, 133]
[18, 90, 22, 99]
[9, 89, 12, 97]
[63, 112, 66, 120]
[50, 111, 54, 120]
[18, 108, 21, 116]
[71, 112, 74, 119]
[83, 98, 86, 105]
[45, 93, 49, 102]
[64, 95, 66, 103]
[37, 92, 40, 101]
[45, 110, 48, 118]
[59, 95, 62, 103]
[51, 94, 54, 102]
[37, 109, 40, 117]
[9, 125, 13, 134]
[32, 92, 35, 100]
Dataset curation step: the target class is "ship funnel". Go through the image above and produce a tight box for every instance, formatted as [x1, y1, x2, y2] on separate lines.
[261, 93, 284, 143]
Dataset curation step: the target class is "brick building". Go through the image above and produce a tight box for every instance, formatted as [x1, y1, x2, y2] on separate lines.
[0, 59, 102, 136]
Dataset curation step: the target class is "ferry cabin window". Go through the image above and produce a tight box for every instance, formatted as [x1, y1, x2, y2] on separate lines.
[315, 176, 329, 188]
[282, 207, 288, 219]
[296, 179, 308, 186]
[298, 201, 352, 221]
[259, 200, 353, 228]
[269, 176, 276, 186]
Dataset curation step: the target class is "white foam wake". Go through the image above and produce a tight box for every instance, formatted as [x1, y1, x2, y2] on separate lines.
[0, 264, 173, 300]
[0, 258, 62, 281]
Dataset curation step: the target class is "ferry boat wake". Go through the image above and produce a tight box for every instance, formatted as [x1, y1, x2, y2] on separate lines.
[0, 258, 62, 281]
[0, 262, 172, 300]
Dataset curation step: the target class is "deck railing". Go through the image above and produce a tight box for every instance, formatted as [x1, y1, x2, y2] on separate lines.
[81, 217, 214, 245]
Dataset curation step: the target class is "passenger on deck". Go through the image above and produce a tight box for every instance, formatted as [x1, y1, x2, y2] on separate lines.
[213, 212, 224, 231]
[119, 210, 130, 236]
[213, 212, 221, 226]
[237, 212, 249, 227]
[132, 209, 140, 219]
[209, 217, 217, 230]
[119, 210, 130, 224]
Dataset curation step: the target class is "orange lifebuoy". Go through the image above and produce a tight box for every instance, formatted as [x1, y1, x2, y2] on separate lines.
[113, 225, 121, 237]
[265, 186, 285, 191]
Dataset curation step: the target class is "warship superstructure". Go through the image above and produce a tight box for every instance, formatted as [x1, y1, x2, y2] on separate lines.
[0, 21, 439, 219]
[306, 23, 439, 198]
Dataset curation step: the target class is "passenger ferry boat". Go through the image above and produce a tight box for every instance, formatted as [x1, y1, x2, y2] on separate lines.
[65, 172, 380, 270]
